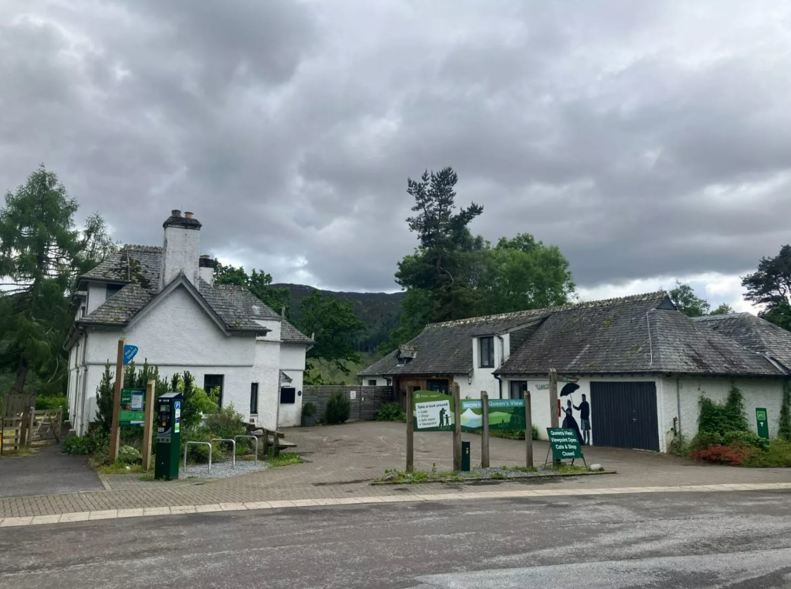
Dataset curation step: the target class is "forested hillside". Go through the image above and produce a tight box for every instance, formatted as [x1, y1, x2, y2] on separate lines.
[273, 283, 404, 353]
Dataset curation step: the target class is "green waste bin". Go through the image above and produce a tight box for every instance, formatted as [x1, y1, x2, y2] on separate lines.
[461, 441, 471, 472]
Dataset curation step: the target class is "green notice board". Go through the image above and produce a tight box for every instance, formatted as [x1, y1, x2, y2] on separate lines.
[461, 399, 525, 432]
[120, 388, 145, 427]
[412, 390, 455, 431]
[547, 427, 583, 461]
[755, 407, 769, 440]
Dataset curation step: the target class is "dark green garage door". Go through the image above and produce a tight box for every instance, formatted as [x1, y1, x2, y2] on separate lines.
[590, 381, 659, 451]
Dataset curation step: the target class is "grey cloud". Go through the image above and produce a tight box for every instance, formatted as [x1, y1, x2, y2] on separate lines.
[1, 1, 790, 294]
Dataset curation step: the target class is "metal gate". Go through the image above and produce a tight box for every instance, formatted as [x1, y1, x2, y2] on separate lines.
[590, 381, 659, 451]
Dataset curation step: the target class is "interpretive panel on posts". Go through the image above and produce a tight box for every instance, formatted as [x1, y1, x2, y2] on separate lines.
[412, 390, 454, 431]
[461, 399, 525, 431]
[120, 388, 145, 427]
[547, 427, 583, 460]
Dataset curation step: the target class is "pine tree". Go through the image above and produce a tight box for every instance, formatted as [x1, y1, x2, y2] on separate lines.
[94, 364, 114, 433]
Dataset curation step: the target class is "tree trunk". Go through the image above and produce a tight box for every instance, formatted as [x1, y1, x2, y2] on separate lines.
[13, 359, 29, 394]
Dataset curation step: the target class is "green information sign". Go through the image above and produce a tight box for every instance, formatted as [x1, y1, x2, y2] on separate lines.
[755, 407, 769, 440]
[547, 427, 583, 461]
[461, 399, 525, 432]
[412, 390, 455, 431]
[120, 388, 145, 427]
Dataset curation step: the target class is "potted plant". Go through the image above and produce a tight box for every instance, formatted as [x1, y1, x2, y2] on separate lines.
[301, 402, 317, 427]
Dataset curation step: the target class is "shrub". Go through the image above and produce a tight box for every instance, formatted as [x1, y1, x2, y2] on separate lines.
[743, 439, 791, 467]
[698, 387, 748, 437]
[691, 444, 755, 466]
[375, 402, 405, 422]
[63, 435, 91, 455]
[203, 405, 247, 439]
[668, 433, 690, 457]
[118, 445, 142, 465]
[779, 380, 791, 441]
[325, 392, 350, 424]
[36, 394, 68, 412]
[722, 430, 767, 450]
[302, 402, 317, 417]
[690, 431, 723, 452]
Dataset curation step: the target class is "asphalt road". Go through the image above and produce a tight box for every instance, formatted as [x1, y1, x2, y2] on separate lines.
[1, 491, 789, 588]
[0, 444, 103, 498]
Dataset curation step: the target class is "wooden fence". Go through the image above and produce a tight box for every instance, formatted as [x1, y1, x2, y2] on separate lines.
[1, 393, 36, 417]
[302, 385, 394, 422]
[0, 408, 62, 455]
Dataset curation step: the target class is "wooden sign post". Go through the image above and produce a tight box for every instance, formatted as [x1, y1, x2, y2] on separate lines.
[481, 391, 490, 468]
[142, 379, 155, 471]
[525, 390, 533, 468]
[548, 368, 559, 428]
[405, 388, 414, 473]
[452, 383, 461, 471]
[108, 339, 125, 463]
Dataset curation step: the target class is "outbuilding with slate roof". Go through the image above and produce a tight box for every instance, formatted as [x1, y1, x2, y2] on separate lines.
[361, 293, 791, 452]
[67, 210, 312, 435]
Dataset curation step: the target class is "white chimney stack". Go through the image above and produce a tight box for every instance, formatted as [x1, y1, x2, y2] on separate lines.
[161, 209, 202, 288]
[199, 255, 217, 285]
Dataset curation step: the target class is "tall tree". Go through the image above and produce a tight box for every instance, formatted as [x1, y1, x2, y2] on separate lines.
[395, 167, 485, 326]
[213, 262, 290, 314]
[299, 291, 364, 373]
[710, 303, 734, 316]
[392, 167, 575, 345]
[669, 282, 710, 317]
[742, 245, 791, 330]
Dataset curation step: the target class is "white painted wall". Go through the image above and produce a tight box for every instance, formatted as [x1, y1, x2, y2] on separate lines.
[86, 283, 107, 314]
[659, 376, 785, 448]
[458, 335, 509, 400]
[67, 285, 309, 434]
[361, 376, 390, 386]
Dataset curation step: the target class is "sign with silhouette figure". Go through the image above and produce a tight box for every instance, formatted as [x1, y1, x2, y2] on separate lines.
[412, 390, 454, 431]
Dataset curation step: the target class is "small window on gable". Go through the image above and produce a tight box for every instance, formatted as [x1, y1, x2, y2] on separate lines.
[280, 387, 296, 404]
[479, 336, 494, 368]
[367, 379, 377, 386]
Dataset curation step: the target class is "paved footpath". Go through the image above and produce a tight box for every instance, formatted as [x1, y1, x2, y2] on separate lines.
[1, 422, 789, 527]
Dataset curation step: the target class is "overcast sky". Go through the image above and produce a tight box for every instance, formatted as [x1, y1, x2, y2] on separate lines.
[2, 2, 790, 310]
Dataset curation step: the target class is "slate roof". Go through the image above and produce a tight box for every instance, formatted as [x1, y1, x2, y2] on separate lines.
[75, 245, 312, 343]
[361, 292, 789, 378]
[693, 313, 791, 372]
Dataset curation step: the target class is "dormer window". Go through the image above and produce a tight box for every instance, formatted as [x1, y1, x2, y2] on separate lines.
[479, 336, 494, 368]
[106, 284, 123, 298]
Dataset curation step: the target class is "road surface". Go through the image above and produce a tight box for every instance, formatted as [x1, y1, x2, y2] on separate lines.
[1, 490, 789, 588]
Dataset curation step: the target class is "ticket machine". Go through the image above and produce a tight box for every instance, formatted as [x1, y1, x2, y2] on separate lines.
[155, 392, 182, 480]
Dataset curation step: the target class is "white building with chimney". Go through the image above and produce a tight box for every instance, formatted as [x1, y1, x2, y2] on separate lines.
[66, 209, 312, 435]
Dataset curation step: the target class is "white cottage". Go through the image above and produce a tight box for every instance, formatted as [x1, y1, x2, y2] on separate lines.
[66, 209, 312, 434]
[360, 293, 791, 452]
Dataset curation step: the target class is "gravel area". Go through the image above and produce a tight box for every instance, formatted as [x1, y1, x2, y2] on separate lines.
[181, 459, 270, 480]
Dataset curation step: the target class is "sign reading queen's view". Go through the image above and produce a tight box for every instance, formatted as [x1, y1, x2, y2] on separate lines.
[412, 390, 455, 431]
[461, 399, 525, 432]
[547, 427, 584, 462]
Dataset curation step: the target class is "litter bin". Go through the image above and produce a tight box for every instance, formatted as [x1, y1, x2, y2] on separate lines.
[461, 441, 471, 472]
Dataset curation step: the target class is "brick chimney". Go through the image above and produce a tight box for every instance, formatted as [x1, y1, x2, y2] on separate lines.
[161, 209, 202, 288]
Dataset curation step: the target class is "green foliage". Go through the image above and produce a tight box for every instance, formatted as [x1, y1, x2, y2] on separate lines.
[710, 303, 734, 315]
[742, 244, 791, 330]
[63, 435, 91, 455]
[172, 371, 218, 429]
[301, 401, 316, 417]
[63, 428, 108, 456]
[779, 380, 791, 441]
[0, 166, 112, 394]
[203, 405, 247, 439]
[669, 282, 710, 317]
[268, 452, 303, 467]
[697, 387, 748, 437]
[667, 433, 690, 457]
[213, 262, 289, 316]
[390, 167, 575, 346]
[93, 364, 114, 433]
[118, 445, 142, 465]
[35, 394, 68, 412]
[375, 402, 405, 422]
[300, 291, 364, 372]
[324, 392, 350, 424]
[742, 439, 791, 467]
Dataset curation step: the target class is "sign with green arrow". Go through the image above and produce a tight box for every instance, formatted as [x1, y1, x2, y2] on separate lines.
[755, 407, 769, 440]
